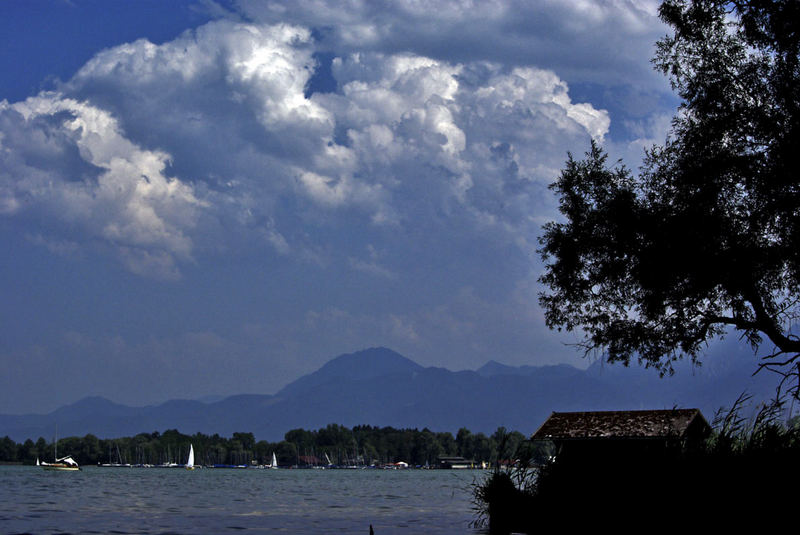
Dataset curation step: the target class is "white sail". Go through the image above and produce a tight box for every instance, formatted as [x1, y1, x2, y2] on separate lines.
[187, 444, 195, 468]
[271, 452, 278, 469]
[56, 455, 79, 467]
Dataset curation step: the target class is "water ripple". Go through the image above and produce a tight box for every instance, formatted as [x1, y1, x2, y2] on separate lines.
[0, 466, 481, 534]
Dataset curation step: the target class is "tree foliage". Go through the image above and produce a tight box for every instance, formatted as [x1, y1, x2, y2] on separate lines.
[538, 0, 800, 395]
[0, 424, 527, 467]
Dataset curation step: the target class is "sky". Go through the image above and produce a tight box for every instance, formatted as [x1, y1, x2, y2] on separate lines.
[0, 0, 691, 414]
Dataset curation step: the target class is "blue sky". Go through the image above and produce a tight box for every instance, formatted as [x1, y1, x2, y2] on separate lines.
[0, 0, 697, 414]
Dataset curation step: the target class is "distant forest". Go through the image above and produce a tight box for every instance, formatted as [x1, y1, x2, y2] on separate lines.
[0, 424, 530, 467]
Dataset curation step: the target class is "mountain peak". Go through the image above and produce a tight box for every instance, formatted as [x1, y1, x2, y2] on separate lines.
[324, 346, 421, 370]
[277, 347, 423, 397]
[476, 360, 514, 376]
[476, 360, 583, 379]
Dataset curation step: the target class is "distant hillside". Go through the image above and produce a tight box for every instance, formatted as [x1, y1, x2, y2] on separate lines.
[0, 345, 783, 442]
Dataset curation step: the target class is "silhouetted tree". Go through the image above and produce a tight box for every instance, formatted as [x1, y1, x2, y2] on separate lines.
[539, 0, 800, 396]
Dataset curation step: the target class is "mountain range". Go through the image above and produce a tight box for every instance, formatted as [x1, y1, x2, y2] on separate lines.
[0, 346, 784, 442]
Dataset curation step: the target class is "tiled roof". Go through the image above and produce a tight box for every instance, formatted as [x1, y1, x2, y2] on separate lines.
[531, 409, 709, 440]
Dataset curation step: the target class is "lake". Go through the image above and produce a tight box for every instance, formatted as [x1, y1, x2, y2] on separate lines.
[0, 466, 486, 534]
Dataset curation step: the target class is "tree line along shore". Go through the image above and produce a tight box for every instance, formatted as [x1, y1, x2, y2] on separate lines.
[0, 424, 537, 468]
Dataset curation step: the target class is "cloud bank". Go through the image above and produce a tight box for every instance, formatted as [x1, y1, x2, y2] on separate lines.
[0, 2, 683, 412]
[2, 17, 613, 277]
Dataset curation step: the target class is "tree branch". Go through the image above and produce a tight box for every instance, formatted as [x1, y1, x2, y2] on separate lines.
[704, 314, 758, 332]
[744, 289, 800, 354]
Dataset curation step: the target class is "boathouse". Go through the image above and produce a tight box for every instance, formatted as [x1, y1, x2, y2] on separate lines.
[531, 408, 711, 461]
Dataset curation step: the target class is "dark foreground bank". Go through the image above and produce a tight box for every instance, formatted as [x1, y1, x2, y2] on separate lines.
[473, 405, 800, 532]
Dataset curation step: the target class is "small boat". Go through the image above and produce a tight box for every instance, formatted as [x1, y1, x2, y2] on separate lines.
[269, 452, 279, 469]
[186, 444, 196, 470]
[41, 431, 80, 471]
[41, 455, 80, 471]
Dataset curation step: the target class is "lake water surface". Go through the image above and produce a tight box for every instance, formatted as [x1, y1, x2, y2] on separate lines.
[0, 466, 485, 534]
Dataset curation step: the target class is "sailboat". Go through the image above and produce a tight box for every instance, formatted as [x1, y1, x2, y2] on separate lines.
[41, 455, 80, 471]
[269, 452, 279, 469]
[41, 433, 80, 471]
[186, 444, 196, 470]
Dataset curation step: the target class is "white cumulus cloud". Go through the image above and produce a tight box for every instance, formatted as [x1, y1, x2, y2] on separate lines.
[1, 94, 204, 278]
[2, 17, 611, 278]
